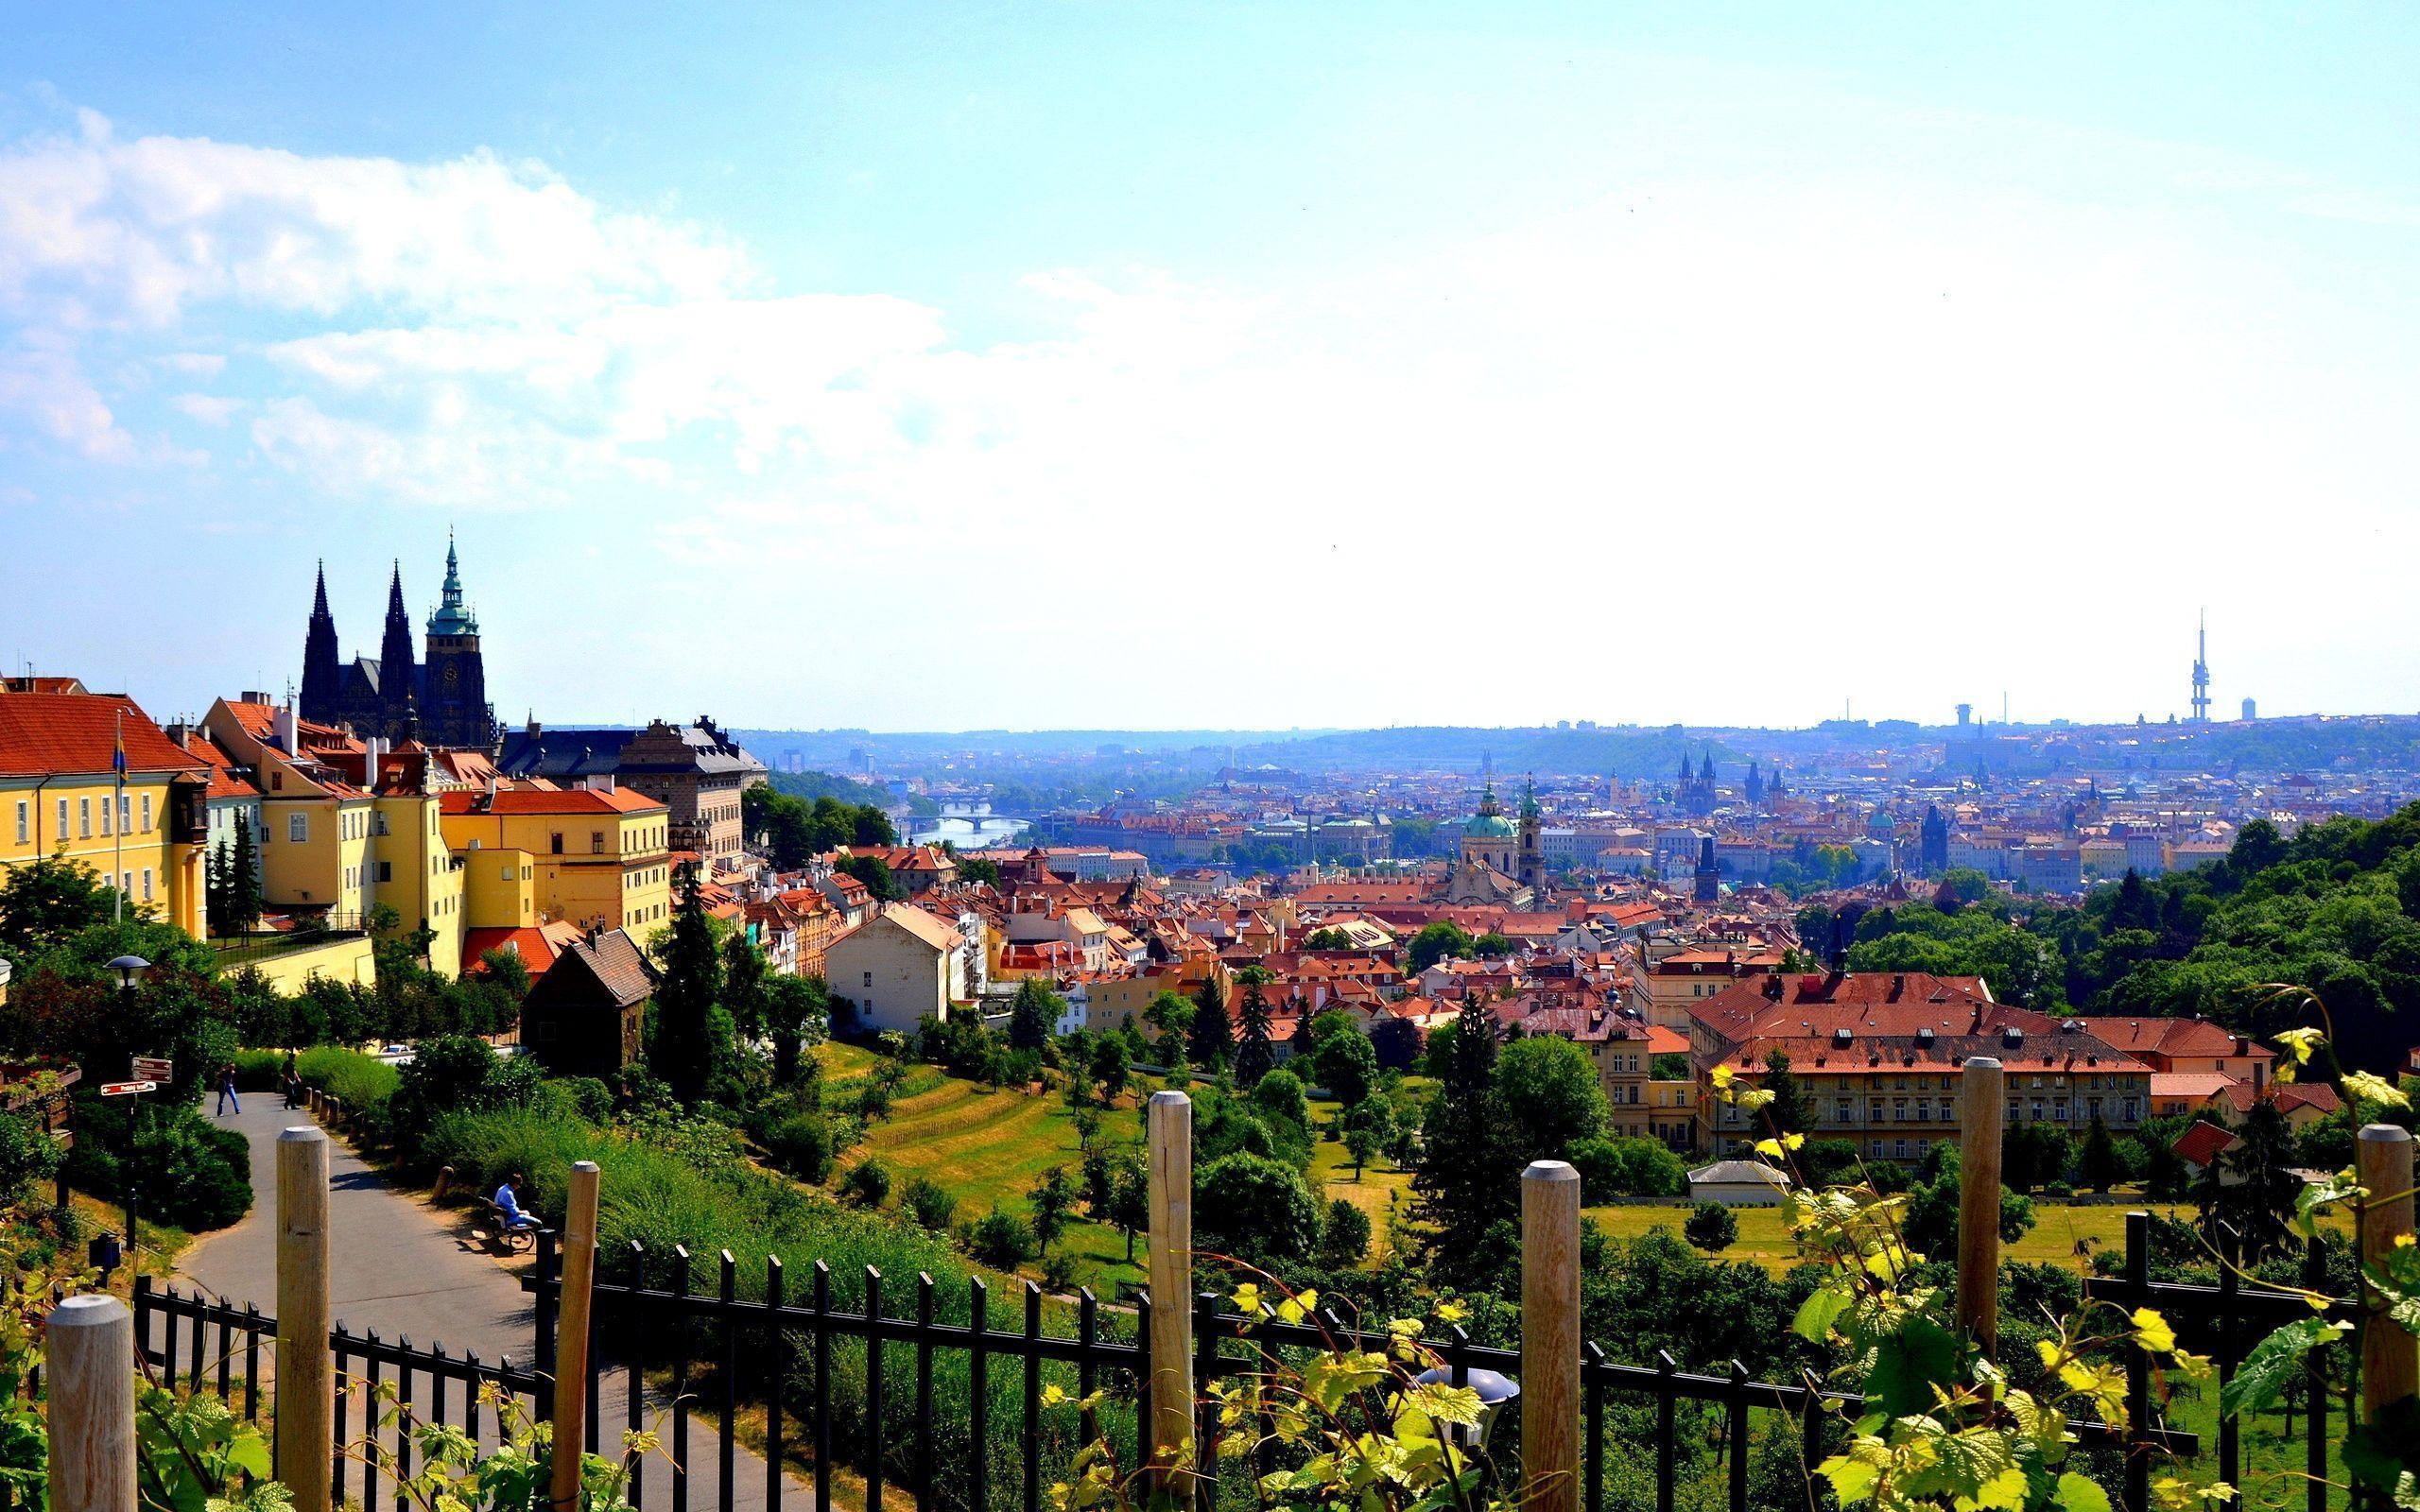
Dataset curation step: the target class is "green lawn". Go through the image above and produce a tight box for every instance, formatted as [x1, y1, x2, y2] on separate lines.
[1578, 1199, 2214, 1276]
[814, 1043, 1148, 1291]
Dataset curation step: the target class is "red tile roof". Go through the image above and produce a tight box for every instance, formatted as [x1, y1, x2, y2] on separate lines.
[440, 786, 667, 817]
[0, 693, 205, 778]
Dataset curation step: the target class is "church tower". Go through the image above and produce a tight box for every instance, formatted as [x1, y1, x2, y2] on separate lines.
[419, 533, 498, 749]
[1516, 776, 1546, 894]
[300, 562, 342, 726]
[377, 562, 419, 736]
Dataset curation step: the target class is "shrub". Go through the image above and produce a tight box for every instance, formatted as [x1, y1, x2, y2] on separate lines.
[65, 1101, 251, 1231]
[1196, 1152, 1322, 1265]
[1318, 1197, 1372, 1268]
[841, 1158, 892, 1209]
[1684, 1201, 1738, 1253]
[966, 1209, 1037, 1268]
[763, 1112, 837, 1184]
[902, 1176, 957, 1232]
[0, 1110, 61, 1206]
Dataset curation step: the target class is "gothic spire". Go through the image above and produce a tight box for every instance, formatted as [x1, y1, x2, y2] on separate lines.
[312, 559, 331, 618]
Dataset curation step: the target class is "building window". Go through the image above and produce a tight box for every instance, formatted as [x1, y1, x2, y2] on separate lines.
[141, 868, 153, 902]
[289, 813, 308, 844]
[140, 793, 152, 832]
[119, 794, 130, 832]
[78, 798, 91, 838]
[2122, 1099, 2138, 1122]
[551, 833, 564, 854]
[12, 801, 24, 844]
[592, 831, 606, 854]
[97, 796, 110, 836]
[377, 861, 392, 884]
[57, 798, 68, 836]
[863, 971, 873, 988]
[375, 813, 389, 836]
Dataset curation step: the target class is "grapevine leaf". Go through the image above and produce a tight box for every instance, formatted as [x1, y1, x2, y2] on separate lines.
[1793, 1285, 1851, 1344]
[2343, 1071, 2411, 1110]
[2058, 1470, 2115, 1512]
[1868, 1315, 1961, 1418]
[2220, 1317, 2350, 1418]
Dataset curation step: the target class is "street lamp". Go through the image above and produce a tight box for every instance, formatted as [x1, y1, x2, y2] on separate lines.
[107, 955, 149, 992]
[108, 955, 149, 1251]
[1413, 1366, 1519, 1450]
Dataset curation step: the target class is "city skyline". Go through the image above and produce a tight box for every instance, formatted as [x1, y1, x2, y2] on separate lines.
[6, 4, 2420, 729]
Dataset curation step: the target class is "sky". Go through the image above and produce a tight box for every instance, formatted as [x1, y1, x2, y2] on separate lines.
[2, 3, 2417, 732]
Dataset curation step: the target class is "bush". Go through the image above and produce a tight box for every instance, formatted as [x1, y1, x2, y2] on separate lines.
[966, 1209, 1037, 1268]
[902, 1176, 957, 1232]
[1567, 1136, 1690, 1201]
[840, 1158, 892, 1209]
[1683, 1201, 1738, 1253]
[1318, 1198, 1372, 1268]
[1196, 1152, 1322, 1265]
[763, 1112, 837, 1184]
[65, 1101, 252, 1231]
[0, 1110, 61, 1205]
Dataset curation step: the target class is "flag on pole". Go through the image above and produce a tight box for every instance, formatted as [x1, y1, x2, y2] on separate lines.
[113, 713, 127, 776]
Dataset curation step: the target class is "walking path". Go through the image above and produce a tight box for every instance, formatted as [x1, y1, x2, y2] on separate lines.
[178, 1094, 810, 1512]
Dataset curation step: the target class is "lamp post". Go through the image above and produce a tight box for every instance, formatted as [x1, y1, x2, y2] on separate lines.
[108, 957, 148, 1246]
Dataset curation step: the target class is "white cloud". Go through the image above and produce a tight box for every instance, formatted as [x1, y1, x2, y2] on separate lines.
[170, 391, 242, 425]
[0, 337, 132, 459]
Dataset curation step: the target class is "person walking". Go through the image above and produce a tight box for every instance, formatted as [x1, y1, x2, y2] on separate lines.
[216, 1063, 241, 1117]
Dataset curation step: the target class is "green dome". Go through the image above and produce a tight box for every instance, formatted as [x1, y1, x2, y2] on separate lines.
[1463, 813, 1517, 838]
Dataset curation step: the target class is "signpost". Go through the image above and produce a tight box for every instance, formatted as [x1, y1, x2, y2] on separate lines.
[97, 1079, 155, 1248]
[131, 1057, 172, 1086]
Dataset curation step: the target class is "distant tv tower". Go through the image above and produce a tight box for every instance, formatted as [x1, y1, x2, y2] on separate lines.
[2190, 610, 2211, 724]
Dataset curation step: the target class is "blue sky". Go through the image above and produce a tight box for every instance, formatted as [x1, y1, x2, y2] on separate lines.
[3, 4, 2417, 731]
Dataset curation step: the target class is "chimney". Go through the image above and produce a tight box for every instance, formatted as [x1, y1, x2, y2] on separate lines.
[274, 703, 300, 755]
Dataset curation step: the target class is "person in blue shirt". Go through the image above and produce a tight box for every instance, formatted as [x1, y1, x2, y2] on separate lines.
[493, 1173, 540, 1231]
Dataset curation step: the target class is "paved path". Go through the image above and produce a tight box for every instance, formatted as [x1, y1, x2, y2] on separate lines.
[178, 1096, 810, 1512]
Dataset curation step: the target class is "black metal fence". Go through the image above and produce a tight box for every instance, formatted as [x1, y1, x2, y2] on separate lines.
[130, 1206, 2357, 1512]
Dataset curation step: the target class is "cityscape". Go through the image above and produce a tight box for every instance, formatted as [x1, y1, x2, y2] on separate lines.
[4, 8, 2419, 1512]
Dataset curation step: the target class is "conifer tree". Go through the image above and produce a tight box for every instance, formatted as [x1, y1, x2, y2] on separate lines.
[1188, 971, 1233, 1069]
[1415, 991, 1504, 1268]
[649, 864, 727, 1106]
[1233, 969, 1277, 1086]
[229, 821, 262, 932]
[721, 931, 769, 1041]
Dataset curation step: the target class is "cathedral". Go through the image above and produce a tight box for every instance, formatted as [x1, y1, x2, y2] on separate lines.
[1442, 778, 1544, 908]
[299, 537, 498, 748]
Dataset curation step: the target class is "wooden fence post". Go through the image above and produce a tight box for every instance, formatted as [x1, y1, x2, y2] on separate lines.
[1522, 1160, 1582, 1512]
[551, 1160, 603, 1511]
[277, 1125, 334, 1512]
[1956, 1056, 2006, 1355]
[1146, 1090, 1194, 1492]
[2358, 1123, 2417, 1419]
[47, 1293, 135, 1512]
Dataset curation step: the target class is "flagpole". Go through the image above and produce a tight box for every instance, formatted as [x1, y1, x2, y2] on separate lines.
[113, 709, 125, 923]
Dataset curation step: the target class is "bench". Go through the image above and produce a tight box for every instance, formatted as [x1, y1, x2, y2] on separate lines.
[475, 1197, 539, 1252]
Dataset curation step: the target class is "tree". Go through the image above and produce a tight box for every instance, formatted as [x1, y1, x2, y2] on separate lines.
[1319, 1198, 1373, 1268]
[1233, 970, 1278, 1087]
[2215, 1099, 2302, 1261]
[1187, 973, 1233, 1069]
[1684, 1201, 1738, 1253]
[2002, 1121, 2074, 1194]
[2135, 1113, 2191, 1199]
[1144, 990, 1195, 1066]
[1008, 978, 1061, 1052]
[0, 850, 119, 956]
[1309, 1013, 1379, 1106]
[1755, 1049, 1815, 1137]
[1302, 927, 1354, 951]
[1651, 1053, 1690, 1081]
[1342, 1095, 1395, 1178]
[1028, 1165, 1078, 1255]
[956, 855, 1003, 888]
[838, 854, 898, 902]
[1414, 992, 1505, 1272]
[765, 974, 829, 1085]
[721, 932, 769, 1041]
[1407, 921, 1475, 973]
[1196, 1152, 1322, 1265]
[2075, 1114, 2123, 1194]
[1473, 932, 1513, 958]
[648, 864, 727, 1107]
[1370, 1015, 1424, 1071]
[968, 1210, 1037, 1268]
[1088, 1033, 1130, 1103]
[1107, 1154, 1150, 1262]
[1489, 1034, 1609, 1168]
[1248, 1068, 1310, 1132]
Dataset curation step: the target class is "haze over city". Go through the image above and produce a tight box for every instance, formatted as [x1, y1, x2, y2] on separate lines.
[3, 4, 2418, 730]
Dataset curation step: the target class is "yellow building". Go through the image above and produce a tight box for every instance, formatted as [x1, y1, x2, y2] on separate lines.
[202, 699, 470, 975]
[0, 686, 209, 935]
[439, 783, 673, 940]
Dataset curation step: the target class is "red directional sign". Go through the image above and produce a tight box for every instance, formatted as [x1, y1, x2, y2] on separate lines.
[97, 1080, 156, 1098]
